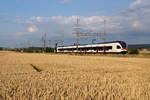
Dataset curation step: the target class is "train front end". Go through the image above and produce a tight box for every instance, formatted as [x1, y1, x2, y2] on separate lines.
[119, 41, 127, 54]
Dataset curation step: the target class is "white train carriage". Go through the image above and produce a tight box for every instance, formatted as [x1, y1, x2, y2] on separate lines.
[57, 41, 127, 54]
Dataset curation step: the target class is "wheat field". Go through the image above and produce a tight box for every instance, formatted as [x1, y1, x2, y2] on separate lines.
[0, 51, 150, 100]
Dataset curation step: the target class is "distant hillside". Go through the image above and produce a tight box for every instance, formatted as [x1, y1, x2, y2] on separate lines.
[128, 44, 150, 49]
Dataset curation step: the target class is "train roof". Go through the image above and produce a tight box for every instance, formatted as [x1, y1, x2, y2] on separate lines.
[58, 41, 126, 48]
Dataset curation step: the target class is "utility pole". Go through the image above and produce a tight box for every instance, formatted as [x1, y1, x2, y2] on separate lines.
[104, 20, 107, 42]
[48, 40, 51, 48]
[54, 41, 58, 53]
[76, 18, 79, 51]
[54, 40, 64, 53]
[42, 33, 46, 53]
[73, 17, 80, 52]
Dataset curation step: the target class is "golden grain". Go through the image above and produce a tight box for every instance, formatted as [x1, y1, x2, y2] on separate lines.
[0, 51, 150, 100]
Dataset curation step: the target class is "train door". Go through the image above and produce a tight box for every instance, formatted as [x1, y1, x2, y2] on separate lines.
[103, 46, 106, 54]
[96, 47, 98, 53]
[85, 48, 87, 53]
[116, 44, 122, 53]
[80, 48, 82, 53]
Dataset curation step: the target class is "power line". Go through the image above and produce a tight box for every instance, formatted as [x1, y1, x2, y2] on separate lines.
[73, 17, 107, 46]
[42, 33, 46, 53]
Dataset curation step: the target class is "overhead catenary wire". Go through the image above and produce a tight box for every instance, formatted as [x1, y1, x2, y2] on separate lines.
[72, 17, 107, 46]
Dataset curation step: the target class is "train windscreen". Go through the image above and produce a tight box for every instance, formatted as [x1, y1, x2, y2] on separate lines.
[119, 41, 127, 48]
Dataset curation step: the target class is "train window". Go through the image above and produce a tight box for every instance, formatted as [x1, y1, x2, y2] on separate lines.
[98, 47, 103, 51]
[64, 48, 73, 51]
[93, 47, 99, 51]
[87, 47, 92, 50]
[80, 48, 86, 51]
[92, 47, 104, 51]
[93, 47, 96, 51]
[86, 48, 90, 50]
[63, 48, 67, 50]
[106, 46, 112, 50]
[68, 48, 73, 51]
[58, 49, 63, 51]
[83, 48, 89, 51]
[74, 48, 77, 50]
[117, 45, 121, 49]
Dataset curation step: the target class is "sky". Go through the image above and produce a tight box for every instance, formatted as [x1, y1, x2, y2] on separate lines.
[0, 0, 150, 47]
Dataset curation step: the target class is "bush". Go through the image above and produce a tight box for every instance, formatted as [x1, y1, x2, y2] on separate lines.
[0, 47, 3, 51]
[14, 47, 54, 53]
[45, 47, 54, 53]
[128, 49, 139, 54]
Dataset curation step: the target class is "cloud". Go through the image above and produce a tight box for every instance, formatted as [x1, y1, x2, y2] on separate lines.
[17, 9, 150, 35]
[27, 25, 39, 32]
[130, 0, 150, 8]
[29, 16, 110, 32]
[130, 0, 143, 8]
[60, 0, 70, 4]
[0, 13, 8, 16]
[121, 1, 150, 33]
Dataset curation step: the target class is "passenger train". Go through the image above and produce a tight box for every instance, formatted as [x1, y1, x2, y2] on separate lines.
[57, 41, 127, 54]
